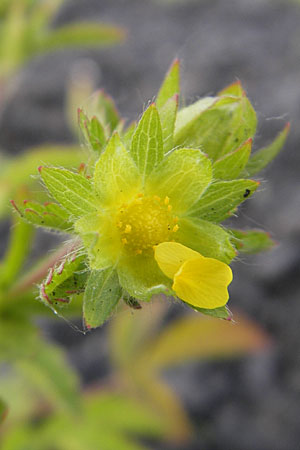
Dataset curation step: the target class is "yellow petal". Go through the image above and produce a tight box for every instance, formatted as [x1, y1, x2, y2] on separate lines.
[154, 242, 203, 279]
[172, 257, 233, 309]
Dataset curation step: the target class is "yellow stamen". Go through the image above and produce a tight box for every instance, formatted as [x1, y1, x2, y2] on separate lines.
[173, 216, 179, 223]
[154, 195, 161, 202]
[125, 224, 132, 233]
[173, 224, 179, 232]
[136, 249, 142, 255]
[167, 205, 172, 212]
[122, 238, 128, 245]
[117, 221, 123, 228]
[164, 196, 170, 205]
[137, 193, 144, 198]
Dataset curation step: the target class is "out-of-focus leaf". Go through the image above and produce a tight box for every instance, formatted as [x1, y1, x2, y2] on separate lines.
[39, 167, 97, 218]
[0, 397, 8, 425]
[188, 179, 259, 222]
[139, 314, 271, 370]
[230, 229, 276, 253]
[84, 90, 120, 135]
[243, 123, 290, 177]
[35, 23, 126, 54]
[156, 58, 180, 109]
[0, 145, 84, 219]
[12, 199, 72, 231]
[83, 268, 121, 329]
[213, 138, 252, 180]
[131, 104, 164, 181]
[0, 218, 34, 290]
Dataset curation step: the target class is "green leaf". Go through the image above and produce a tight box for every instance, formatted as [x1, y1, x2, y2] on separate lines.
[40, 253, 88, 309]
[35, 23, 126, 54]
[147, 148, 212, 215]
[0, 145, 84, 219]
[122, 121, 136, 150]
[159, 95, 178, 153]
[192, 305, 231, 319]
[0, 397, 8, 425]
[213, 138, 252, 180]
[93, 133, 141, 206]
[174, 87, 257, 161]
[86, 90, 120, 135]
[83, 267, 122, 329]
[156, 58, 180, 109]
[39, 167, 97, 218]
[0, 218, 34, 290]
[117, 254, 172, 302]
[13, 199, 72, 231]
[188, 179, 259, 222]
[15, 341, 81, 413]
[230, 228, 276, 254]
[177, 217, 236, 264]
[131, 104, 164, 182]
[78, 109, 106, 153]
[174, 96, 217, 143]
[243, 123, 290, 177]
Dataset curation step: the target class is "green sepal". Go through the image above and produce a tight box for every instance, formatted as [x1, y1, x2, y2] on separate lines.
[78, 109, 106, 153]
[122, 121, 136, 150]
[148, 148, 212, 215]
[174, 97, 217, 144]
[188, 179, 259, 222]
[213, 138, 252, 180]
[39, 166, 97, 218]
[176, 217, 236, 264]
[190, 304, 232, 320]
[13, 200, 72, 231]
[93, 133, 141, 206]
[159, 94, 178, 153]
[131, 104, 164, 182]
[117, 254, 173, 302]
[83, 267, 122, 329]
[174, 86, 257, 161]
[243, 123, 290, 177]
[230, 228, 276, 254]
[156, 58, 180, 109]
[87, 89, 120, 135]
[40, 253, 88, 309]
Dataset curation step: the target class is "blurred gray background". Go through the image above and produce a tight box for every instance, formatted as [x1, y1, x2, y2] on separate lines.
[1, 0, 300, 448]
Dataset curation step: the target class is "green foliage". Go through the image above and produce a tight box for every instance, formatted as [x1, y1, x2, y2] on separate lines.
[25, 60, 288, 326]
[0, 0, 125, 82]
[230, 229, 276, 253]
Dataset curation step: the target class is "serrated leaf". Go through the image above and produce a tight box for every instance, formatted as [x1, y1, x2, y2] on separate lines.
[131, 104, 164, 182]
[230, 229, 275, 253]
[40, 253, 88, 308]
[93, 133, 141, 206]
[188, 179, 259, 222]
[14, 200, 72, 231]
[83, 267, 122, 329]
[243, 123, 290, 177]
[159, 94, 178, 153]
[39, 167, 97, 218]
[156, 58, 180, 109]
[213, 138, 252, 180]
[35, 23, 126, 54]
[142, 313, 270, 370]
[147, 148, 212, 214]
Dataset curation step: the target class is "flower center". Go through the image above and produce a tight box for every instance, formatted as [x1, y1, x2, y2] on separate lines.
[116, 194, 179, 254]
